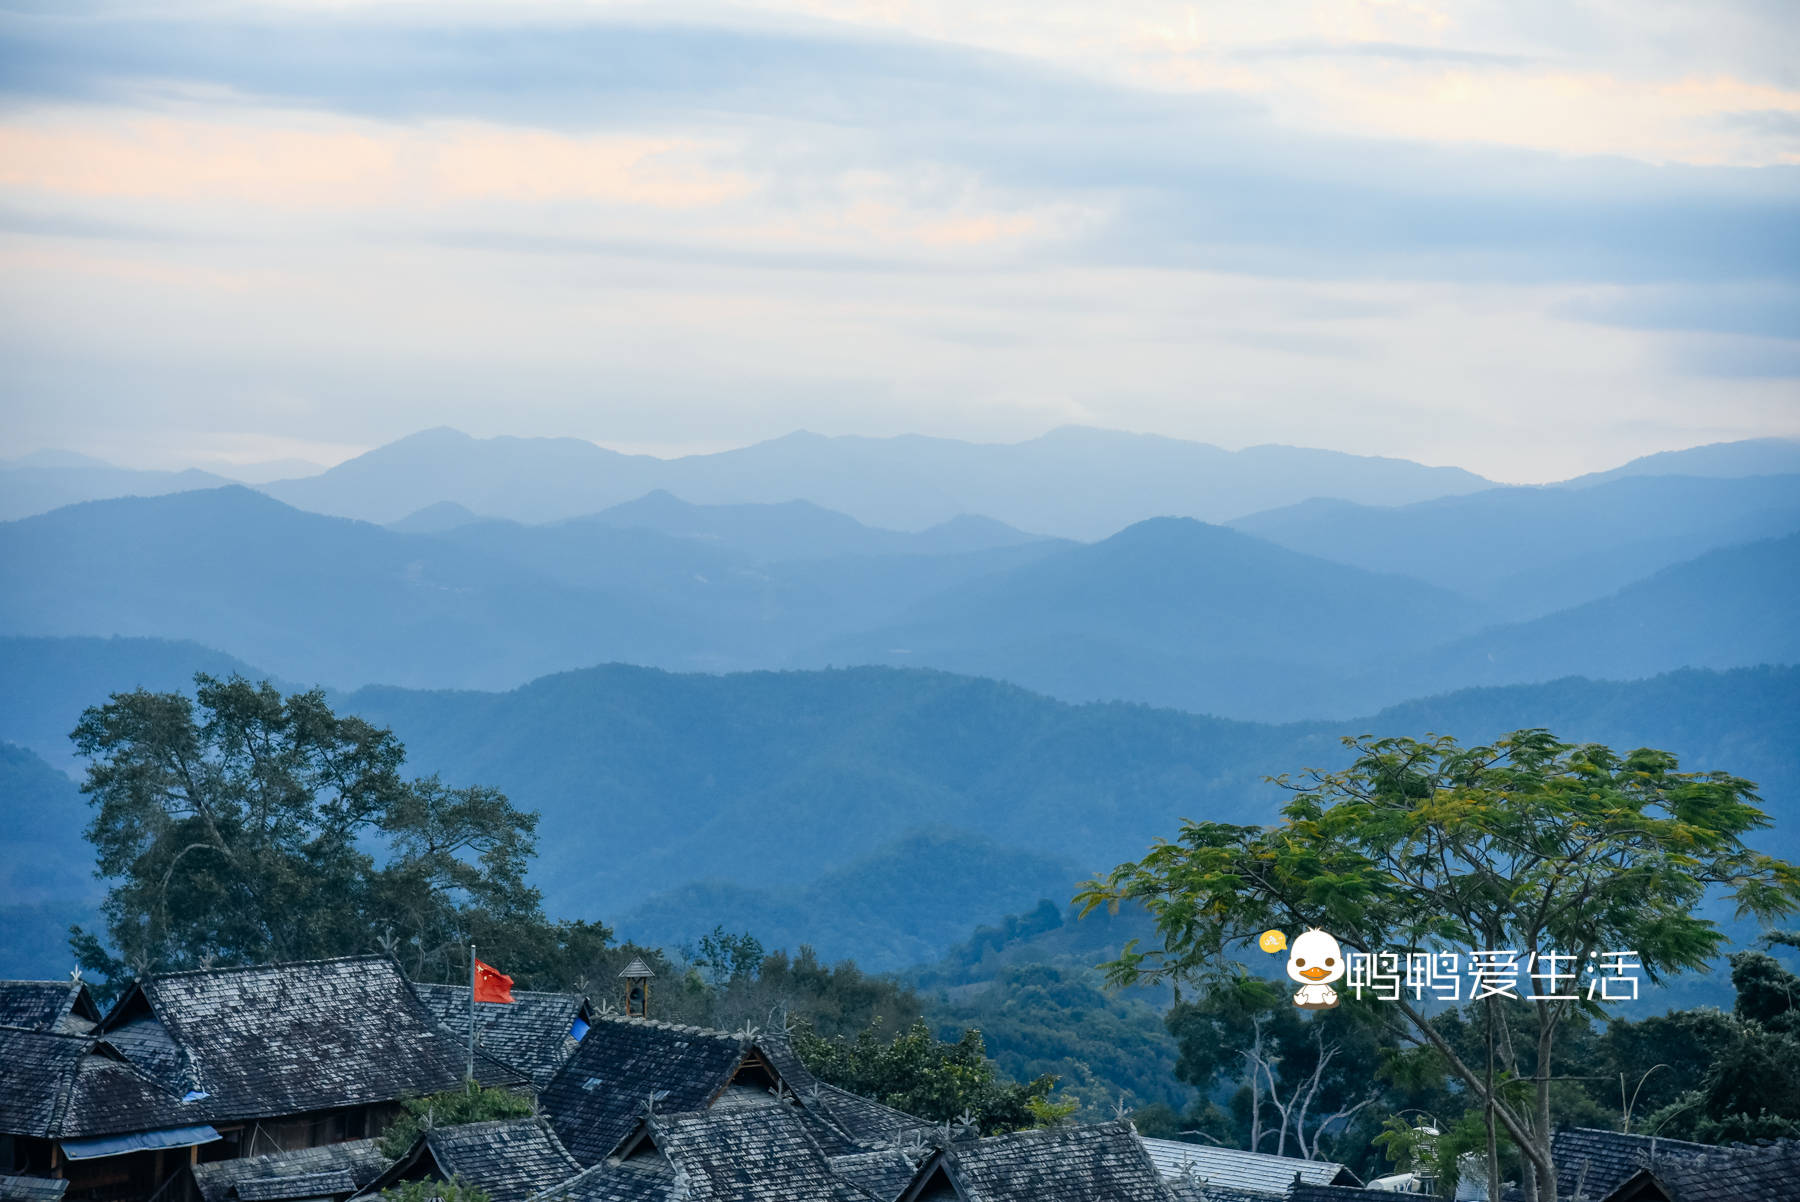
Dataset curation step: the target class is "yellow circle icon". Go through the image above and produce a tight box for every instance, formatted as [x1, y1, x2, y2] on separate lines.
[1258, 929, 1287, 954]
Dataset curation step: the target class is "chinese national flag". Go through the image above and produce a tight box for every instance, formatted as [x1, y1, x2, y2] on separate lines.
[473, 958, 515, 1004]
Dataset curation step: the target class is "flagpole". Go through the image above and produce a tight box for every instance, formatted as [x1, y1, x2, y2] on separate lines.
[468, 942, 477, 1083]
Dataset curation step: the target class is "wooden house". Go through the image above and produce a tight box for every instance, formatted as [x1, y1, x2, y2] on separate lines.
[1, 958, 524, 1202]
[538, 1013, 928, 1169]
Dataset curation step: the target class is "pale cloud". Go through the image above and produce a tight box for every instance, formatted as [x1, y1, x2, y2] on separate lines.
[0, 0, 1794, 477]
[0, 107, 753, 209]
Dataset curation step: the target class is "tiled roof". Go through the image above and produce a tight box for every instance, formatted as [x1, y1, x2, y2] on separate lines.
[366, 1120, 584, 1202]
[1553, 1128, 1715, 1201]
[0, 1176, 69, 1202]
[103, 957, 513, 1122]
[55, 1046, 199, 1137]
[530, 1160, 674, 1202]
[411, 984, 589, 1089]
[0, 982, 100, 1035]
[0, 1025, 196, 1140]
[645, 1105, 869, 1202]
[1598, 1138, 1800, 1202]
[98, 1015, 190, 1092]
[0, 1026, 88, 1136]
[807, 1082, 933, 1151]
[1138, 1138, 1358, 1197]
[830, 1150, 924, 1201]
[936, 1121, 1177, 1202]
[232, 1171, 358, 1202]
[190, 1138, 390, 1202]
[541, 1017, 748, 1165]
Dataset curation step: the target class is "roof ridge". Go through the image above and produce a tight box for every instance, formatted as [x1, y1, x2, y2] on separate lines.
[0, 1023, 96, 1043]
[592, 1012, 736, 1041]
[410, 982, 584, 1003]
[145, 954, 392, 981]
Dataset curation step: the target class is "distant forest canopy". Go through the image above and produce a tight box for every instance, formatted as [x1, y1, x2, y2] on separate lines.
[6, 635, 1798, 944]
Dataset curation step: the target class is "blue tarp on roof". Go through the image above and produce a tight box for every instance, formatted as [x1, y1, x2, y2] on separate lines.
[60, 1125, 222, 1161]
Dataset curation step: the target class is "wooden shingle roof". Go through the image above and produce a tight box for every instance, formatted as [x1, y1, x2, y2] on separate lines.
[913, 1121, 1179, 1202]
[1598, 1138, 1800, 1202]
[362, 1119, 584, 1202]
[98, 956, 518, 1123]
[531, 1160, 673, 1202]
[0, 1176, 70, 1202]
[411, 984, 589, 1089]
[830, 1149, 925, 1201]
[232, 1171, 358, 1202]
[0, 982, 100, 1035]
[0, 1024, 198, 1140]
[542, 1016, 750, 1166]
[652, 1105, 870, 1202]
[190, 1138, 391, 1202]
[532, 1104, 878, 1202]
[1553, 1128, 1716, 1202]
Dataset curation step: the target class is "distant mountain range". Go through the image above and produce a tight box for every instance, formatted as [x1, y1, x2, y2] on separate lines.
[3, 478, 1795, 715]
[10, 427, 1501, 535]
[4, 637, 1796, 974]
[11, 428, 1797, 538]
[1232, 473, 1800, 618]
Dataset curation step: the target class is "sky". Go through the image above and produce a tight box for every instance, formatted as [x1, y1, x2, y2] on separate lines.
[0, 0, 1796, 483]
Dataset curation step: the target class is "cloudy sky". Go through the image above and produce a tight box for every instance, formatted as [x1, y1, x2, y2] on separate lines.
[0, 0, 1795, 482]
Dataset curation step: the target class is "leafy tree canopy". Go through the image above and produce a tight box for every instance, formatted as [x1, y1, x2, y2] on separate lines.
[1078, 730, 1800, 1201]
[792, 1017, 1071, 1134]
[378, 1082, 537, 1159]
[68, 674, 574, 990]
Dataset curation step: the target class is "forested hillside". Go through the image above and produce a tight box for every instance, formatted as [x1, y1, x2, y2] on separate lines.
[8, 636, 1795, 975]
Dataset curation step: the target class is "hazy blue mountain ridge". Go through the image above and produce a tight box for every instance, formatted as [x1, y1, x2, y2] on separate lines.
[0, 463, 237, 522]
[257, 426, 1494, 536]
[5, 485, 1795, 717]
[1230, 472, 1800, 618]
[1558, 437, 1800, 487]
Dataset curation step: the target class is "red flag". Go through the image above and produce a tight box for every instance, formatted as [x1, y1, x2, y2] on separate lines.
[473, 958, 515, 1004]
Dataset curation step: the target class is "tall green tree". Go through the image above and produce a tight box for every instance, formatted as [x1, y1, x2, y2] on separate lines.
[1077, 730, 1800, 1202]
[69, 674, 545, 986]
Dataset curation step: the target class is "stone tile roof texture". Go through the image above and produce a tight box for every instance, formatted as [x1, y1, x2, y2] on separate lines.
[655, 1104, 871, 1202]
[531, 1160, 674, 1202]
[541, 1017, 751, 1165]
[0, 1177, 70, 1202]
[411, 984, 588, 1089]
[936, 1121, 1178, 1202]
[190, 1138, 391, 1202]
[0, 1026, 88, 1136]
[1552, 1127, 1716, 1201]
[410, 1119, 585, 1202]
[0, 1025, 197, 1139]
[0, 982, 100, 1035]
[106, 956, 507, 1122]
[232, 1171, 359, 1202]
[1137, 1138, 1358, 1197]
[1599, 1138, 1800, 1202]
[829, 1150, 924, 1201]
